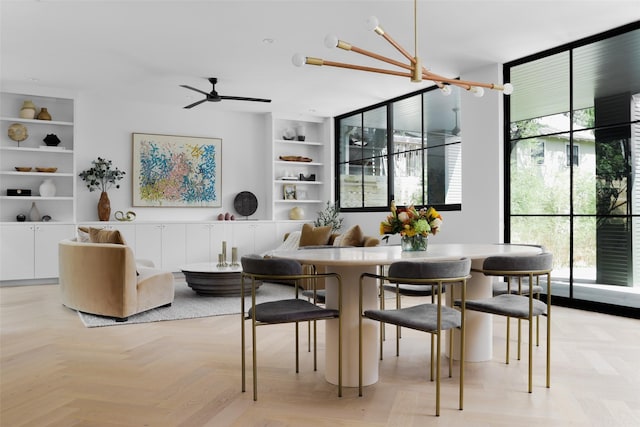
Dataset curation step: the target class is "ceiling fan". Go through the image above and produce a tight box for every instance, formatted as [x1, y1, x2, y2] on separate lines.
[180, 77, 271, 109]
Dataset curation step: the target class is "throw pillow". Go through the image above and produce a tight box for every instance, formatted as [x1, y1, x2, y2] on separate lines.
[340, 224, 364, 247]
[88, 227, 127, 245]
[77, 226, 91, 242]
[299, 223, 332, 247]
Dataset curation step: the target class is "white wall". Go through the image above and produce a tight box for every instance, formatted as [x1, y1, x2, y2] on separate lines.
[341, 64, 506, 245]
[74, 93, 270, 222]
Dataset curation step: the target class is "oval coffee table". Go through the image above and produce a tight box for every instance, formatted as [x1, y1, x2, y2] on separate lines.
[181, 263, 258, 296]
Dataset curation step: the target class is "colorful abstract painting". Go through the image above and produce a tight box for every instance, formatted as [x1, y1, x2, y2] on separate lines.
[132, 133, 222, 207]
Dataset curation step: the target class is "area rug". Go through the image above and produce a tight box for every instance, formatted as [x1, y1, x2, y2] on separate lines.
[77, 281, 293, 328]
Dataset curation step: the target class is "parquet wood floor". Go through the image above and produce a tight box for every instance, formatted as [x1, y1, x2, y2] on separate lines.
[1, 283, 639, 426]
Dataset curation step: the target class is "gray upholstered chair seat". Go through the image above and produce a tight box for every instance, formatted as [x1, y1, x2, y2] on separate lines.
[463, 294, 547, 319]
[250, 298, 338, 323]
[364, 303, 460, 333]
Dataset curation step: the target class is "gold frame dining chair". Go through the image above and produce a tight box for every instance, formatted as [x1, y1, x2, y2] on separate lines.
[240, 255, 343, 401]
[464, 252, 553, 393]
[358, 258, 471, 416]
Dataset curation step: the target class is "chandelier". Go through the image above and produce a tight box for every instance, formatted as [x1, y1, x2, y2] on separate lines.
[292, 0, 513, 97]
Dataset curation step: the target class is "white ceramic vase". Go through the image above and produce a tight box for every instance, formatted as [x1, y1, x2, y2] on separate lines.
[39, 179, 56, 197]
[29, 202, 41, 222]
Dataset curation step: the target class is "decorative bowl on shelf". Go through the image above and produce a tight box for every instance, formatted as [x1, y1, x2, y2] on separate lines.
[15, 167, 32, 172]
[279, 155, 312, 162]
[35, 167, 58, 173]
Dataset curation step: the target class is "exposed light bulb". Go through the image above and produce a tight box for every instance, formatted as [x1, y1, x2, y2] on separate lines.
[440, 85, 452, 96]
[292, 53, 306, 67]
[365, 16, 380, 31]
[324, 34, 339, 49]
[472, 87, 484, 97]
[502, 83, 514, 95]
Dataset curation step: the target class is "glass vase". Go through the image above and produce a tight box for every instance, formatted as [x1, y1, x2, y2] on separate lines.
[400, 234, 427, 252]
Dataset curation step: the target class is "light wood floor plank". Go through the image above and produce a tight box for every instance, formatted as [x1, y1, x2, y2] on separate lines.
[1, 283, 639, 426]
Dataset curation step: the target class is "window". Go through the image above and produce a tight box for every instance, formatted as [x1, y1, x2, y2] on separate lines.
[532, 141, 545, 165]
[336, 86, 462, 211]
[566, 144, 580, 167]
[505, 23, 640, 314]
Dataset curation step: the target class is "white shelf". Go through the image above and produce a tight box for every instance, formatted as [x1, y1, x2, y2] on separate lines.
[0, 116, 73, 126]
[1, 196, 74, 201]
[274, 180, 323, 185]
[275, 160, 323, 166]
[274, 139, 323, 146]
[1, 171, 74, 177]
[275, 199, 323, 204]
[1, 146, 73, 154]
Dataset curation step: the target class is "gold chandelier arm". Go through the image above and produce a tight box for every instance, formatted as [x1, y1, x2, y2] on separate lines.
[378, 32, 418, 66]
[345, 42, 413, 72]
[304, 57, 413, 78]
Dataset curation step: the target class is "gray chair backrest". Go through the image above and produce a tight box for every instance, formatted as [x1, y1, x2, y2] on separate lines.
[241, 254, 303, 276]
[483, 252, 553, 273]
[388, 257, 471, 280]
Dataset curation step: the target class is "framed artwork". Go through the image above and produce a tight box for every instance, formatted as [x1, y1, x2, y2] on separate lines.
[283, 184, 297, 200]
[132, 133, 222, 207]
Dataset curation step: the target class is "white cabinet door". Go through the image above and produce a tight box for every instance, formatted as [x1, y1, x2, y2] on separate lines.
[253, 222, 277, 254]
[135, 223, 186, 271]
[161, 223, 186, 272]
[135, 224, 163, 268]
[0, 223, 73, 280]
[0, 224, 35, 280]
[232, 222, 278, 257]
[34, 224, 75, 278]
[185, 223, 212, 264]
[185, 222, 232, 264]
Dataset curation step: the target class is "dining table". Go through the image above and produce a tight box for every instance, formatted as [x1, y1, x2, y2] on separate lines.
[268, 243, 543, 387]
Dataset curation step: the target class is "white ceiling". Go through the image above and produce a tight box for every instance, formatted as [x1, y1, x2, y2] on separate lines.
[1, 0, 638, 117]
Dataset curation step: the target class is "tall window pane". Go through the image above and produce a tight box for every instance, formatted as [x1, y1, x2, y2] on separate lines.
[507, 24, 640, 311]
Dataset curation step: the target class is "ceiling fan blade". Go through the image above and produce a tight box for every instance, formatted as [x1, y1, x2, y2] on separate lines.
[180, 85, 210, 97]
[183, 99, 208, 109]
[220, 95, 272, 103]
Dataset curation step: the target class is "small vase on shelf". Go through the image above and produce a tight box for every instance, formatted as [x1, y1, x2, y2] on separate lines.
[39, 179, 56, 197]
[400, 234, 428, 252]
[29, 202, 41, 222]
[37, 107, 52, 121]
[98, 191, 111, 221]
[19, 100, 36, 119]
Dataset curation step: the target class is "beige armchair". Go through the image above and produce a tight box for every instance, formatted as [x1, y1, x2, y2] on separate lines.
[58, 238, 175, 321]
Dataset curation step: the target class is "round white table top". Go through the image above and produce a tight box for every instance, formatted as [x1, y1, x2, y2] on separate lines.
[267, 243, 543, 266]
[180, 263, 242, 273]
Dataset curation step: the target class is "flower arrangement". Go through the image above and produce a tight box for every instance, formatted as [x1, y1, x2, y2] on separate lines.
[380, 201, 442, 242]
[78, 157, 125, 192]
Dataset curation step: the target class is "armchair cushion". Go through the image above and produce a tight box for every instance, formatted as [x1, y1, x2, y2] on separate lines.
[337, 224, 364, 247]
[88, 227, 126, 244]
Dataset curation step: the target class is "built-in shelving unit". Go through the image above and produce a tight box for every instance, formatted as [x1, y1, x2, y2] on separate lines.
[0, 92, 75, 223]
[268, 113, 331, 221]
